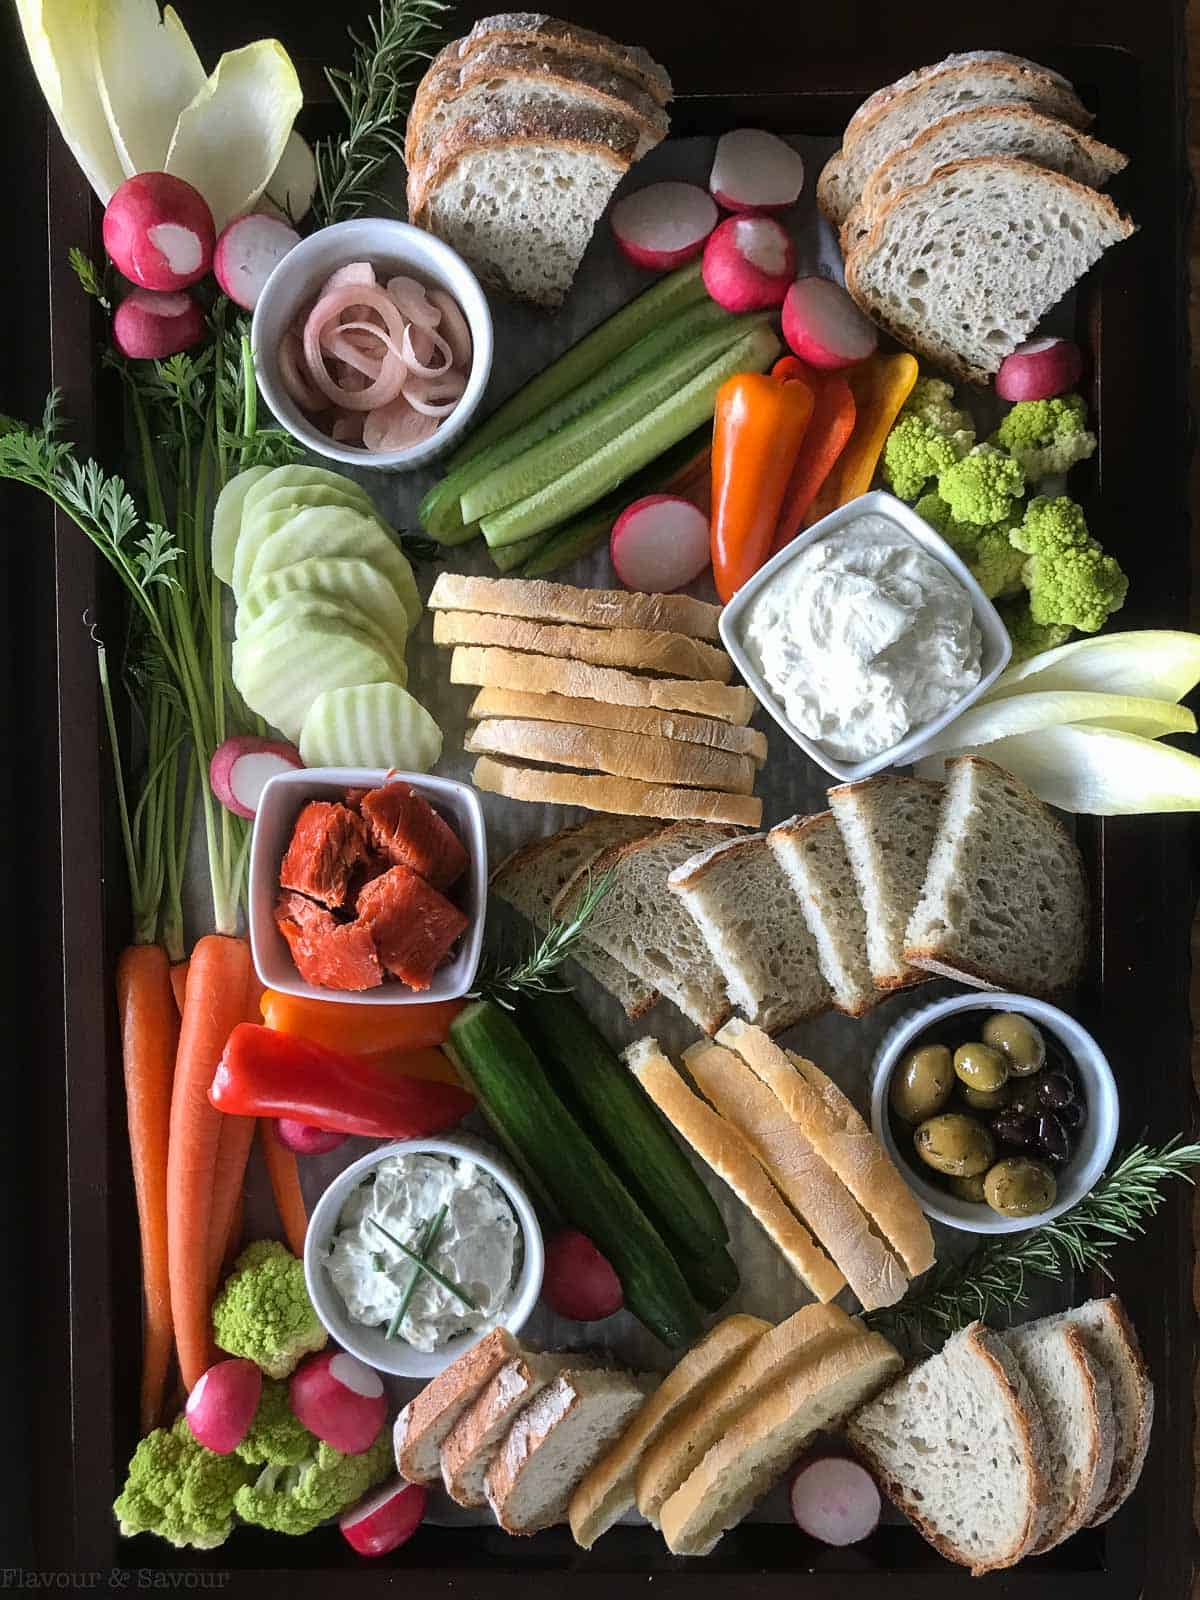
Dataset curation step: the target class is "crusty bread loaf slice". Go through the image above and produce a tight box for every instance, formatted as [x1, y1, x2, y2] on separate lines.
[668, 834, 831, 1033]
[467, 717, 756, 794]
[844, 52, 1078, 144]
[474, 755, 762, 828]
[844, 158, 1136, 384]
[716, 1020, 936, 1278]
[682, 1041, 907, 1312]
[429, 573, 721, 641]
[395, 1327, 521, 1483]
[768, 812, 879, 1017]
[451, 645, 755, 724]
[848, 1322, 1053, 1575]
[568, 1314, 766, 1549]
[433, 611, 733, 682]
[828, 775, 944, 992]
[661, 1329, 903, 1555]
[624, 1039, 845, 1300]
[902, 755, 1089, 994]
[441, 1351, 577, 1506]
[438, 14, 673, 107]
[1000, 1320, 1115, 1550]
[634, 1301, 856, 1525]
[485, 1367, 651, 1534]
[468, 687, 768, 764]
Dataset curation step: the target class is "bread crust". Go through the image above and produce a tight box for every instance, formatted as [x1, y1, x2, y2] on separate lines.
[466, 717, 756, 794]
[395, 1327, 520, 1482]
[474, 755, 763, 828]
[844, 51, 1082, 144]
[1068, 1297, 1154, 1526]
[429, 573, 723, 642]
[445, 14, 674, 105]
[433, 610, 733, 682]
[469, 687, 768, 764]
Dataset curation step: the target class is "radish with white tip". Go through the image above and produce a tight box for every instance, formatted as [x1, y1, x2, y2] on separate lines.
[702, 216, 795, 312]
[790, 1452, 881, 1546]
[610, 182, 718, 271]
[209, 736, 303, 820]
[214, 214, 302, 311]
[710, 129, 805, 213]
[340, 1478, 428, 1557]
[113, 290, 206, 360]
[610, 495, 711, 593]
[290, 1350, 388, 1455]
[995, 336, 1083, 401]
[274, 1118, 347, 1156]
[184, 1358, 262, 1454]
[782, 276, 878, 369]
[103, 172, 216, 292]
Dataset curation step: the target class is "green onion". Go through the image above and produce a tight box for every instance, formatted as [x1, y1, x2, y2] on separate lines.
[386, 1205, 447, 1340]
[367, 1214, 477, 1310]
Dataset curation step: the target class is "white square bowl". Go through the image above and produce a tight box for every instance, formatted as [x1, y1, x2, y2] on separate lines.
[717, 489, 1013, 783]
[248, 767, 487, 1004]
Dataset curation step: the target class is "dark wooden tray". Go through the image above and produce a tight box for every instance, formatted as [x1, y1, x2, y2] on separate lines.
[10, 4, 1197, 1593]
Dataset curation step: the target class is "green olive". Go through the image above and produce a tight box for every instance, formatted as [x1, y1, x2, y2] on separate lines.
[958, 1082, 1011, 1112]
[982, 1013, 1046, 1077]
[953, 1042, 1009, 1094]
[890, 1045, 954, 1123]
[946, 1172, 988, 1204]
[983, 1157, 1057, 1218]
[913, 1113, 996, 1178]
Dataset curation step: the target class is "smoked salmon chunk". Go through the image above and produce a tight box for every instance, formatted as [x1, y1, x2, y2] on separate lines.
[280, 801, 370, 909]
[274, 892, 383, 991]
[355, 865, 469, 990]
[360, 783, 469, 891]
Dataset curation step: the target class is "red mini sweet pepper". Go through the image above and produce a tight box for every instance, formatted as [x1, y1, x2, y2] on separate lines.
[210, 1024, 474, 1139]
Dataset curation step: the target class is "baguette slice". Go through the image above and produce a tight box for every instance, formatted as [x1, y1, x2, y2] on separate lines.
[716, 1020, 935, 1278]
[661, 1329, 902, 1556]
[902, 755, 1089, 994]
[395, 1327, 521, 1483]
[768, 812, 879, 1016]
[828, 775, 944, 991]
[568, 1314, 767, 1549]
[844, 52, 1079, 144]
[635, 1301, 856, 1525]
[440, 14, 674, 107]
[441, 1351, 577, 1506]
[467, 717, 756, 794]
[847, 1322, 1053, 1575]
[468, 687, 768, 765]
[682, 1041, 907, 1312]
[451, 646, 755, 724]
[433, 611, 733, 682]
[474, 755, 762, 828]
[429, 574, 721, 641]
[624, 1039, 845, 1301]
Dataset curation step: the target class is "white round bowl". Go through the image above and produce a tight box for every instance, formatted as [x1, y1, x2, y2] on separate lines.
[251, 217, 494, 472]
[871, 991, 1118, 1235]
[304, 1136, 544, 1378]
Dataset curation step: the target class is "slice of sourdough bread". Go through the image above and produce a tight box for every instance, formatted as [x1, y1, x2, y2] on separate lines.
[768, 812, 880, 1016]
[847, 1321, 1053, 1575]
[467, 687, 768, 764]
[440, 14, 674, 107]
[474, 755, 762, 828]
[828, 774, 944, 991]
[843, 52, 1078, 144]
[433, 610, 733, 681]
[467, 717, 756, 794]
[669, 834, 832, 1033]
[441, 1351, 577, 1506]
[902, 755, 1088, 994]
[395, 1327, 521, 1483]
[429, 574, 721, 641]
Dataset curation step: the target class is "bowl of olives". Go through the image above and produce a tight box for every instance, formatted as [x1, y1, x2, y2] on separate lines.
[871, 993, 1118, 1234]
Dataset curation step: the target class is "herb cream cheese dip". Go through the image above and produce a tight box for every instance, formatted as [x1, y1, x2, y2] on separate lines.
[743, 514, 981, 761]
[325, 1152, 520, 1352]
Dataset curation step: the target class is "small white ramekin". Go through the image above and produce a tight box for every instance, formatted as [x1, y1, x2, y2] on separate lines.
[251, 218, 494, 471]
[304, 1136, 545, 1379]
[871, 990, 1119, 1235]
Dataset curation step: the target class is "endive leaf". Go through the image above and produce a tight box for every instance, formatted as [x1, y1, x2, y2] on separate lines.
[15, 0, 125, 201]
[261, 130, 317, 223]
[95, 0, 205, 178]
[985, 629, 1200, 705]
[918, 690, 1197, 758]
[165, 40, 302, 231]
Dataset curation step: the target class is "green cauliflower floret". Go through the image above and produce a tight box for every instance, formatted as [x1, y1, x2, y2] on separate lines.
[211, 1240, 327, 1379]
[992, 393, 1097, 482]
[236, 1378, 312, 1468]
[1009, 493, 1091, 559]
[997, 597, 1074, 664]
[114, 1416, 253, 1550]
[937, 445, 1026, 526]
[902, 377, 976, 442]
[913, 493, 1024, 600]
[883, 415, 969, 501]
[234, 1426, 393, 1537]
[1011, 495, 1129, 633]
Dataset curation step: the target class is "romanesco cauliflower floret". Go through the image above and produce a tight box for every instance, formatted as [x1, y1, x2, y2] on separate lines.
[968, 526, 1027, 600]
[211, 1240, 327, 1380]
[882, 415, 969, 501]
[992, 393, 1097, 482]
[1009, 493, 1091, 559]
[1010, 496, 1128, 633]
[902, 377, 976, 444]
[236, 1378, 312, 1468]
[937, 445, 1025, 526]
[113, 1416, 253, 1550]
[997, 598, 1074, 663]
[234, 1427, 392, 1537]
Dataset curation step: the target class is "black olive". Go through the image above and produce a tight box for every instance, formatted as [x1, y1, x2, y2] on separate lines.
[1036, 1112, 1071, 1164]
[1037, 1071, 1075, 1110]
[991, 1112, 1039, 1149]
[1007, 1080, 1044, 1118]
[1059, 1098, 1087, 1132]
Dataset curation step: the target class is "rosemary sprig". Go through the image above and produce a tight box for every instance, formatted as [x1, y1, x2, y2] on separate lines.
[866, 1138, 1200, 1350]
[476, 868, 616, 1005]
[367, 1214, 477, 1310]
[386, 1204, 448, 1339]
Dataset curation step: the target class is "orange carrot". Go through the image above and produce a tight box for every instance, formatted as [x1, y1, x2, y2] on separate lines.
[772, 374, 857, 552]
[259, 1120, 309, 1257]
[205, 1113, 257, 1295]
[167, 933, 253, 1391]
[221, 1193, 245, 1277]
[169, 959, 190, 1016]
[117, 943, 179, 1436]
[260, 990, 464, 1055]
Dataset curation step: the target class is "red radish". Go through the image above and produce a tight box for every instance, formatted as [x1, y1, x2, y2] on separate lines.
[611, 182, 718, 271]
[702, 216, 795, 312]
[782, 277, 878, 369]
[710, 129, 806, 213]
[103, 173, 216, 292]
[340, 1478, 428, 1557]
[290, 1350, 388, 1454]
[790, 1452, 881, 1546]
[542, 1228, 623, 1322]
[274, 1118, 347, 1156]
[184, 1358, 262, 1454]
[995, 336, 1083, 401]
[208, 736, 303, 820]
[112, 290, 205, 360]
[610, 495, 711, 592]
[214, 214, 302, 311]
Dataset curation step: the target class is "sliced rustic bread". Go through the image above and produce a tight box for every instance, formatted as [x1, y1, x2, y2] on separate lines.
[568, 1314, 767, 1549]
[433, 611, 733, 681]
[625, 1039, 845, 1301]
[485, 1366, 651, 1534]
[843, 52, 1079, 144]
[467, 717, 756, 794]
[441, 14, 673, 107]
[661, 1329, 902, 1556]
[716, 1020, 936, 1278]
[429, 574, 721, 640]
[682, 1041, 908, 1312]
[473, 755, 762, 827]
[668, 834, 832, 1033]
[634, 1302, 856, 1525]
[828, 774, 944, 991]
[768, 812, 879, 1016]
[902, 755, 1088, 994]
[847, 1321, 1053, 1575]
[468, 687, 768, 764]
[441, 1351, 577, 1506]
[844, 158, 1135, 384]
[395, 1327, 521, 1483]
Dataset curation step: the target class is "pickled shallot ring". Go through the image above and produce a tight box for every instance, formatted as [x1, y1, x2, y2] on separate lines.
[320, 261, 376, 294]
[401, 323, 453, 378]
[426, 287, 473, 368]
[303, 284, 409, 410]
[386, 275, 441, 328]
[404, 370, 467, 416]
[278, 330, 327, 413]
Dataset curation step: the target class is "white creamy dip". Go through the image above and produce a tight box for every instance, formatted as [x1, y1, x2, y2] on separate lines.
[325, 1153, 519, 1352]
[743, 514, 981, 761]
